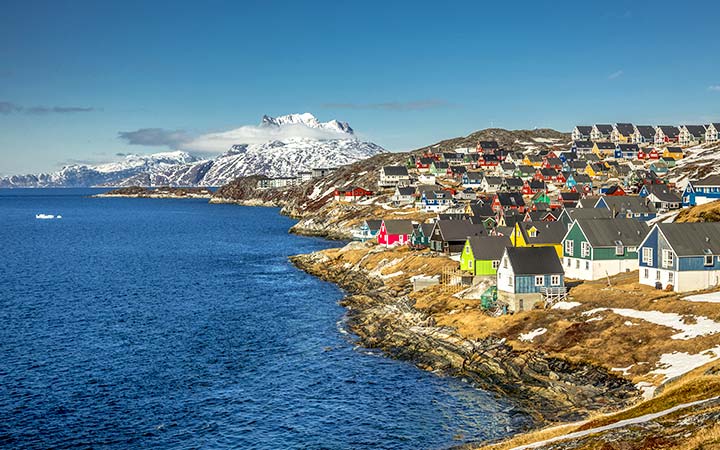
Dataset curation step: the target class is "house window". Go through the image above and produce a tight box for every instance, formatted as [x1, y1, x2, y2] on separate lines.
[565, 240, 574, 256]
[503, 258, 508, 269]
[550, 275, 560, 286]
[585, 261, 590, 270]
[662, 250, 674, 269]
[656, 270, 661, 281]
[576, 260, 580, 269]
[509, 277, 513, 287]
[581, 242, 590, 257]
[534, 276, 544, 286]
[644, 268, 649, 279]
[705, 255, 714, 266]
[615, 245, 624, 256]
[668, 272, 674, 284]
[492, 260, 500, 270]
[642, 247, 653, 265]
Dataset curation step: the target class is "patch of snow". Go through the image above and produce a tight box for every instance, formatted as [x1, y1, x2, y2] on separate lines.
[448, 254, 462, 262]
[636, 381, 657, 400]
[380, 271, 404, 279]
[650, 346, 720, 381]
[551, 301, 581, 310]
[532, 137, 560, 143]
[585, 316, 603, 323]
[519, 328, 547, 342]
[611, 365, 634, 376]
[583, 307, 720, 340]
[624, 321, 636, 326]
[683, 292, 720, 304]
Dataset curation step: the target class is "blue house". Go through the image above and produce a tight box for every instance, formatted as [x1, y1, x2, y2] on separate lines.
[638, 223, 720, 292]
[354, 219, 382, 242]
[614, 143, 640, 159]
[496, 246, 564, 312]
[682, 175, 720, 206]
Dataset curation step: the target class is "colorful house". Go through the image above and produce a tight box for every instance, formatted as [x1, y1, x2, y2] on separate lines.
[593, 141, 616, 157]
[614, 143, 640, 159]
[410, 222, 434, 249]
[655, 126, 680, 144]
[662, 147, 684, 160]
[594, 196, 656, 221]
[562, 218, 648, 280]
[638, 223, 720, 292]
[611, 123, 635, 144]
[682, 175, 720, 206]
[353, 219, 382, 242]
[333, 186, 373, 202]
[377, 219, 414, 247]
[638, 184, 682, 212]
[633, 125, 656, 144]
[460, 236, 511, 276]
[510, 221, 565, 257]
[591, 124, 613, 141]
[429, 220, 486, 254]
[678, 125, 707, 146]
[496, 247, 565, 312]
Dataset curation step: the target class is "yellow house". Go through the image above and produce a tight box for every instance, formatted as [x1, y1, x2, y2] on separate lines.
[523, 155, 544, 167]
[592, 141, 616, 157]
[611, 123, 635, 144]
[509, 221, 564, 257]
[585, 162, 606, 178]
[662, 146, 684, 160]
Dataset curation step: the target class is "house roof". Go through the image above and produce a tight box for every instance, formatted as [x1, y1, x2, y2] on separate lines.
[595, 142, 616, 149]
[483, 176, 503, 185]
[504, 177, 524, 187]
[465, 171, 483, 181]
[635, 125, 656, 139]
[364, 219, 383, 231]
[383, 219, 415, 235]
[469, 203, 495, 218]
[615, 123, 635, 135]
[433, 161, 449, 169]
[450, 166, 467, 174]
[599, 196, 657, 214]
[617, 143, 640, 151]
[504, 246, 563, 275]
[562, 207, 614, 221]
[383, 166, 409, 176]
[665, 146, 683, 153]
[683, 125, 707, 137]
[575, 218, 649, 247]
[573, 173, 592, 183]
[658, 223, 720, 256]
[657, 126, 680, 137]
[434, 220, 486, 242]
[396, 186, 416, 196]
[594, 124, 613, 134]
[496, 192, 526, 207]
[575, 126, 592, 134]
[644, 184, 681, 203]
[529, 179, 546, 189]
[501, 162, 517, 170]
[693, 175, 720, 187]
[443, 152, 463, 159]
[467, 236, 511, 260]
[540, 168, 558, 176]
[573, 140, 594, 149]
[518, 165, 536, 174]
[420, 222, 434, 236]
[545, 157, 562, 166]
[478, 140, 500, 149]
[560, 191, 581, 201]
[518, 221, 566, 245]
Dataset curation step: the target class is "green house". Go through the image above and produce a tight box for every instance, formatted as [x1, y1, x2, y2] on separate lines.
[532, 191, 551, 205]
[460, 236, 511, 276]
[410, 223, 434, 249]
[562, 218, 648, 281]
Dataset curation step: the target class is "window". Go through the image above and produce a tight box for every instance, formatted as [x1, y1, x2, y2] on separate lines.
[615, 245, 624, 256]
[567, 258, 572, 268]
[551, 275, 560, 286]
[535, 276, 544, 286]
[576, 260, 580, 269]
[503, 258, 508, 269]
[565, 240, 574, 256]
[581, 242, 590, 257]
[668, 272, 674, 284]
[705, 255, 714, 266]
[585, 261, 590, 270]
[642, 247, 653, 265]
[656, 270, 661, 281]
[644, 268, 649, 279]
[662, 250, 674, 269]
[509, 277, 513, 287]
[492, 260, 500, 269]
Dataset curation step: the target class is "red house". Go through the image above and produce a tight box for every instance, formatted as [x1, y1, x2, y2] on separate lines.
[477, 154, 500, 167]
[333, 186, 373, 202]
[377, 219, 414, 247]
[604, 185, 626, 196]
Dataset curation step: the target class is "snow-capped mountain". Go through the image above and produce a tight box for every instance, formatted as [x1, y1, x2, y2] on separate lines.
[0, 151, 201, 188]
[0, 114, 385, 187]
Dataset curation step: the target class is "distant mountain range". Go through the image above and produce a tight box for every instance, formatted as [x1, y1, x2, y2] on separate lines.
[0, 113, 385, 188]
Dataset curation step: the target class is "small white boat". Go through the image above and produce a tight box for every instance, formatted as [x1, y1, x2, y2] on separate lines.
[35, 214, 59, 220]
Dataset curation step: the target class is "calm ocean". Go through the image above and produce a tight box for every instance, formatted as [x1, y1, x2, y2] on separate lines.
[0, 189, 526, 449]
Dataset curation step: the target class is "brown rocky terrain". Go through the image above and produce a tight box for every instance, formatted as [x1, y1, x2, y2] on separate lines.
[96, 186, 214, 199]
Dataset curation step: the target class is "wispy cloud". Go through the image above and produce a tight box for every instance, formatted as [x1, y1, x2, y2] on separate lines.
[608, 70, 624, 80]
[0, 101, 98, 115]
[709, 85, 720, 92]
[322, 99, 453, 111]
[118, 128, 191, 148]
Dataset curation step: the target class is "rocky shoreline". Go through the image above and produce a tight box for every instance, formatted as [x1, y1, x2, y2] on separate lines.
[289, 249, 640, 428]
[94, 186, 214, 199]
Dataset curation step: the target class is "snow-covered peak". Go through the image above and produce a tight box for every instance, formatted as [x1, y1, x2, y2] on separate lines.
[261, 113, 354, 135]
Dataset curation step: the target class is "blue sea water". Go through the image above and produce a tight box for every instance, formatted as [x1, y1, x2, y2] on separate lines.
[0, 189, 526, 449]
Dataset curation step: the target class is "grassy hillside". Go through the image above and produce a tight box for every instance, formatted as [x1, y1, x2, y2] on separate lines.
[675, 200, 720, 223]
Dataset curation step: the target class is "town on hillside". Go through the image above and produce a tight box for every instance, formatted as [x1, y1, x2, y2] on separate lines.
[296, 122, 720, 314]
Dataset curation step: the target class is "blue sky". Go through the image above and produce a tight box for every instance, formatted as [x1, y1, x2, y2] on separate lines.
[1, 0, 719, 174]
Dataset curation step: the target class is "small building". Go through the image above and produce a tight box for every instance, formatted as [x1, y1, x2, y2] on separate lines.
[429, 220, 486, 254]
[682, 175, 720, 206]
[333, 186, 373, 202]
[611, 123, 635, 144]
[462, 171, 483, 189]
[510, 221, 566, 257]
[638, 223, 720, 292]
[594, 195, 657, 221]
[496, 247, 565, 312]
[491, 192, 526, 212]
[477, 140, 500, 154]
[571, 126, 592, 141]
[591, 124, 613, 141]
[678, 125, 707, 146]
[410, 222, 435, 249]
[662, 146, 684, 160]
[379, 166, 410, 188]
[633, 125, 656, 144]
[655, 126, 680, 144]
[377, 219, 415, 247]
[557, 207, 613, 229]
[615, 143, 640, 159]
[705, 123, 720, 143]
[353, 219, 382, 242]
[429, 161, 449, 176]
[392, 186, 416, 204]
[562, 218, 648, 280]
[593, 141, 616, 157]
[638, 184, 682, 212]
[460, 236, 511, 276]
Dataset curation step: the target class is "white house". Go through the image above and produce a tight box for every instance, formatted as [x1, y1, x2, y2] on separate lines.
[705, 123, 720, 143]
[572, 126, 592, 141]
[638, 223, 720, 292]
[379, 166, 410, 188]
[591, 124, 613, 141]
[678, 125, 707, 146]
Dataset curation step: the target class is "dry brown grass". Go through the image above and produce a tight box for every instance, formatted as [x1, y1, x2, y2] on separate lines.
[675, 200, 720, 223]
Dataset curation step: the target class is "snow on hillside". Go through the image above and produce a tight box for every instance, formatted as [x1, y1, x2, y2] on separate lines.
[0, 114, 385, 187]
